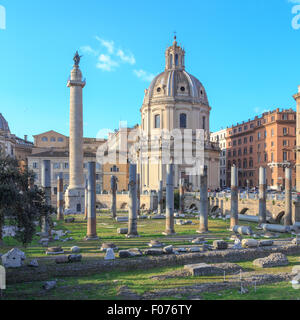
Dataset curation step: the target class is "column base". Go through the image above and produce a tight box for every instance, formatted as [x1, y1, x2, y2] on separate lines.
[162, 231, 176, 236]
[197, 229, 210, 234]
[126, 234, 140, 238]
[84, 236, 99, 241]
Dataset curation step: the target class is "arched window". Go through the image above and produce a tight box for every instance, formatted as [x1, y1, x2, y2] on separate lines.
[170, 54, 173, 68]
[202, 116, 206, 130]
[175, 54, 179, 66]
[154, 114, 160, 129]
[180, 113, 187, 129]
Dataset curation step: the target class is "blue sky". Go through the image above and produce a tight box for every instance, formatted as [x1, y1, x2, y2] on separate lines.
[0, 0, 300, 140]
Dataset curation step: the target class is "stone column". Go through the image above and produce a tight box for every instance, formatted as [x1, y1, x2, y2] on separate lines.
[111, 175, 117, 218]
[84, 179, 88, 220]
[163, 164, 175, 235]
[198, 165, 208, 233]
[258, 167, 267, 224]
[294, 200, 300, 225]
[127, 164, 139, 237]
[65, 53, 86, 214]
[293, 86, 300, 192]
[41, 160, 51, 237]
[230, 165, 239, 229]
[57, 173, 64, 221]
[137, 173, 141, 216]
[158, 180, 163, 214]
[293, 87, 300, 224]
[284, 167, 292, 226]
[179, 178, 185, 214]
[85, 162, 98, 240]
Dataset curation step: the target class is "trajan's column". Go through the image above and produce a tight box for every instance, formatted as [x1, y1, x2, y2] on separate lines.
[65, 51, 86, 213]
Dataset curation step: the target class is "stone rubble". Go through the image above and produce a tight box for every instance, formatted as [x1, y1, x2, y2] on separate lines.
[253, 253, 289, 268]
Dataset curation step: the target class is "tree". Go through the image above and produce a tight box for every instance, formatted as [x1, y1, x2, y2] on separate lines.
[0, 154, 55, 246]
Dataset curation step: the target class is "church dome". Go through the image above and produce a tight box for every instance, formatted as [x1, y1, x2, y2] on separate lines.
[0, 113, 10, 132]
[144, 38, 209, 106]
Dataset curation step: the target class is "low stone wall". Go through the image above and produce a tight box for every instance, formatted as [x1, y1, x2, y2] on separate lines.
[6, 244, 300, 285]
[96, 193, 156, 211]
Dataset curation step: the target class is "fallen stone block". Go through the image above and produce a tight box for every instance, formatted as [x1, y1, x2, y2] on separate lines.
[115, 217, 128, 222]
[144, 249, 164, 256]
[100, 243, 118, 252]
[46, 247, 64, 255]
[291, 238, 300, 245]
[259, 240, 274, 247]
[65, 218, 75, 223]
[55, 256, 69, 264]
[68, 254, 82, 263]
[119, 250, 134, 259]
[1, 248, 26, 268]
[242, 239, 259, 248]
[28, 259, 39, 268]
[148, 240, 163, 248]
[253, 253, 289, 268]
[128, 249, 143, 257]
[71, 246, 81, 253]
[104, 248, 115, 260]
[232, 225, 253, 236]
[117, 228, 128, 235]
[163, 245, 173, 254]
[191, 237, 206, 244]
[184, 262, 241, 276]
[43, 280, 57, 291]
[261, 224, 291, 234]
[213, 240, 228, 250]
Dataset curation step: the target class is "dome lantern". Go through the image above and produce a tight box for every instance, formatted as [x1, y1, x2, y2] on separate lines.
[165, 36, 185, 71]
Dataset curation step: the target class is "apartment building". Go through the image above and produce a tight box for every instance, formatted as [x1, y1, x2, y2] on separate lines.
[225, 108, 296, 190]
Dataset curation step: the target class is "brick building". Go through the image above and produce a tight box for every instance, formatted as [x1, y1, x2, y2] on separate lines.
[225, 108, 296, 190]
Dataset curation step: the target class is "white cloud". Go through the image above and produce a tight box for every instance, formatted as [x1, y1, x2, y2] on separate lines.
[96, 54, 119, 72]
[95, 36, 115, 54]
[254, 107, 270, 114]
[288, 0, 300, 3]
[117, 49, 136, 65]
[133, 69, 155, 82]
[80, 45, 98, 56]
[82, 36, 136, 73]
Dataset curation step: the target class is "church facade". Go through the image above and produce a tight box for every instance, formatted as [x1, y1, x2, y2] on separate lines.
[137, 38, 220, 191]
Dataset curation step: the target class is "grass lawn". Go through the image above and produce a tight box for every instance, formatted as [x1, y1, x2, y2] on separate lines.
[0, 211, 297, 300]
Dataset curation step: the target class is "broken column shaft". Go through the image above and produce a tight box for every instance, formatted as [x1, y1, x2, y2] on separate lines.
[284, 167, 292, 226]
[111, 175, 117, 218]
[179, 178, 185, 214]
[164, 164, 175, 235]
[258, 167, 267, 224]
[57, 173, 64, 221]
[85, 162, 98, 240]
[158, 180, 163, 215]
[137, 173, 141, 216]
[230, 165, 239, 229]
[84, 179, 88, 220]
[198, 166, 208, 233]
[127, 164, 139, 237]
[41, 160, 51, 237]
